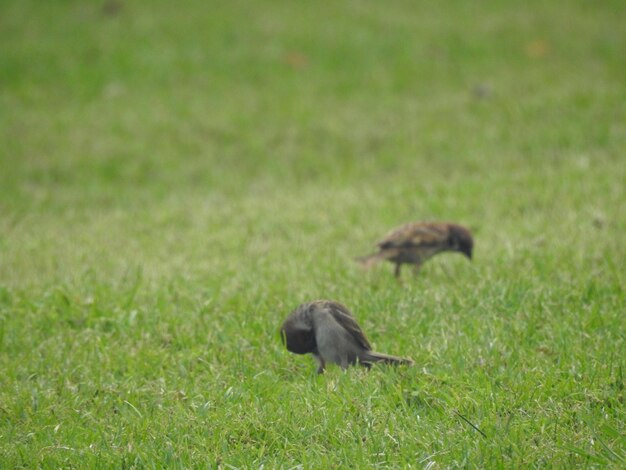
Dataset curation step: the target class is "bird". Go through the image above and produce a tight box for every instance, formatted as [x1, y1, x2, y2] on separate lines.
[357, 221, 473, 278]
[280, 300, 413, 373]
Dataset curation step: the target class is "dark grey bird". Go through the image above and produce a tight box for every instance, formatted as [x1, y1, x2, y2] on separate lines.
[357, 221, 473, 278]
[280, 300, 413, 373]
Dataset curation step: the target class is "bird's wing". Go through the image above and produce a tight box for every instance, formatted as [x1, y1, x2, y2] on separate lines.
[325, 301, 372, 351]
[378, 222, 448, 249]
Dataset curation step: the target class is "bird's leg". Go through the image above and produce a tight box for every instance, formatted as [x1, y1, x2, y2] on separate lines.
[412, 263, 422, 277]
[394, 263, 402, 278]
[357, 357, 372, 370]
[313, 354, 325, 374]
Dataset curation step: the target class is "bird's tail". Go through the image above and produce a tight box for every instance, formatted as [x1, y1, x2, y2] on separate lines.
[360, 351, 414, 366]
[355, 252, 388, 269]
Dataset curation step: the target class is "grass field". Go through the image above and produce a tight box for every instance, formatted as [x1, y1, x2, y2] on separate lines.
[1, 0, 625, 467]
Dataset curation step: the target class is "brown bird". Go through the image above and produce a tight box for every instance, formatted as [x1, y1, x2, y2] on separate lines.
[280, 300, 413, 373]
[357, 222, 473, 278]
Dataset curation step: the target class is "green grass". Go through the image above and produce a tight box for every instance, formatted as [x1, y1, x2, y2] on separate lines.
[1, 0, 625, 467]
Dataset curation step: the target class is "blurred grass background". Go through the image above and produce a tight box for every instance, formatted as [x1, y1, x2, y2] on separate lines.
[0, 0, 624, 467]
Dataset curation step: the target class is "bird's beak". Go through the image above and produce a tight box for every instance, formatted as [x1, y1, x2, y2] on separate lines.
[463, 249, 473, 260]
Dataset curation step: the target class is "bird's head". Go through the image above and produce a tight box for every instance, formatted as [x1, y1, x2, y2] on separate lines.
[448, 224, 473, 260]
[280, 307, 317, 355]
